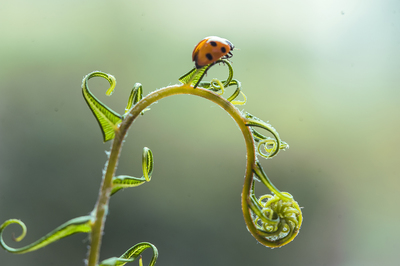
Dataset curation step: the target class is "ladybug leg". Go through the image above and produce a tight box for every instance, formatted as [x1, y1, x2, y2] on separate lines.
[222, 53, 233, 60]
[225, 52, 233, 59]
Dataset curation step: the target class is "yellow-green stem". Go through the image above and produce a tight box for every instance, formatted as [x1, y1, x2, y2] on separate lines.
[87, 129, 124, 266]
[86, 83, 257, 266]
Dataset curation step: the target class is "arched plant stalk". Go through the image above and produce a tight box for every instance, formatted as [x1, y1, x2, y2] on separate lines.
[1, 60, 302, 266]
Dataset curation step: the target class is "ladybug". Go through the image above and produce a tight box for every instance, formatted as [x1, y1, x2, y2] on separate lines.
[192, 36, 234, 69]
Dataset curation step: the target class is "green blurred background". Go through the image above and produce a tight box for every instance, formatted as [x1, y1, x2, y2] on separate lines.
[1, 0, 399, 265]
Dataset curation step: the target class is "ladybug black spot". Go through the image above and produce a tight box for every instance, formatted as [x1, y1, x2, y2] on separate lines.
[210, 41, 217, 47]
[221, 47, 226, 53]
[206, 53, 213, 61]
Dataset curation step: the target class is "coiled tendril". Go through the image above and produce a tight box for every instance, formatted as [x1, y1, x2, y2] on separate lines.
[242, 111, 302, 248]
[180, 60, 302, 248]
[245, 161, 302, 248]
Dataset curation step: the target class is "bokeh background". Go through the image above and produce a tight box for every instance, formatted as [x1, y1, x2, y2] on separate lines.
[1, 0, 399, 265]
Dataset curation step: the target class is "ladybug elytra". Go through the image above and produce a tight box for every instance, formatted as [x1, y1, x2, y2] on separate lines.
[192, 36, 234, 69]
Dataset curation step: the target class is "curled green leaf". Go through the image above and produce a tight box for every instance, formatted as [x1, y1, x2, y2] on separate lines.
[98, 242, 158, 266]
[125, 83, 143, 113]
[179, 59, 233, 89]
[142, 147, 153, 182]
[178, 67, 207, 89]
[0, 216, 92, 254]
[111, 176, 147, 196]
[111, 147, 154, 195]
[82, 71, 122, 142]
[196, 59, 233, 89]
[124, 83, 150, 116]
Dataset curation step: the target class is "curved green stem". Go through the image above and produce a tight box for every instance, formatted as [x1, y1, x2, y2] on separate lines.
[87, 83, 256, 266]
[87, 67, 302, 263]
[88, 128, 124, 266]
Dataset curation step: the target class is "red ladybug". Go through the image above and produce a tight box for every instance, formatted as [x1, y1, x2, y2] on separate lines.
[192, 36, 234, 69]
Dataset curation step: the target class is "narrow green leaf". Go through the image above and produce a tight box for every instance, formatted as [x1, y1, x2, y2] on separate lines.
[178, 67, 197, 84]
[124, 83, 150, 116]
[111, 175, 147, 196]
[0, 216, 92, 254]
[178, 67, 208, 89]
[82, 71, 122, 142]
[142, 147, 153, 182]
[125, 83, 143, 113]
[99, 242, 158, 266]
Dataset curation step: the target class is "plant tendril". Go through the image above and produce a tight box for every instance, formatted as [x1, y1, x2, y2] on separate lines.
[0, 216, 92, 254]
